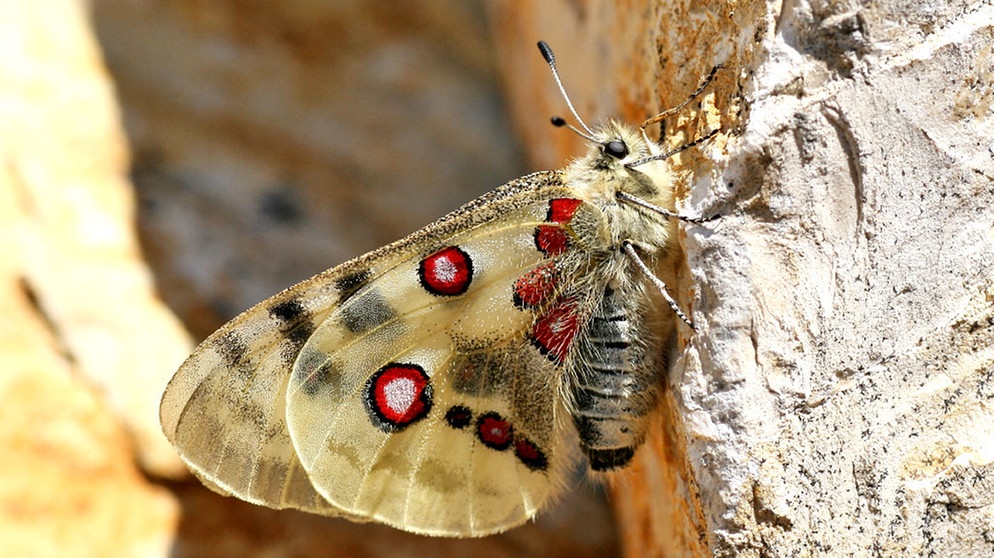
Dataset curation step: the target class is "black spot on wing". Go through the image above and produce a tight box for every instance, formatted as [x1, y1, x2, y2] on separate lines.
[287, 321, 314, 346]
[444, 405, 473, 429]
[338, 289, 396, 334]
[215, 331, 249, 368]
[268, 298, 315, 364]
[295, 349, 342, 396]
[270, 298, 307, 324]
[335, 269, 372, 299]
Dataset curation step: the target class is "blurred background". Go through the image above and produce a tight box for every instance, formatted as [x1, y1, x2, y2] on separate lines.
[1, 1, 628, 556]
[97, 1, 524, 338]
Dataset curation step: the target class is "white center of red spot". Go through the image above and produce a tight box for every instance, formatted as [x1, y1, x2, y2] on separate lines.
[365, 363, 432, 431]
[433, 257, 458, 283]
[382, 377, 416, 415]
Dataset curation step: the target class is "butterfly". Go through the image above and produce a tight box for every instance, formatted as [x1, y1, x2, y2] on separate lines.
[160, 41, 719, 537]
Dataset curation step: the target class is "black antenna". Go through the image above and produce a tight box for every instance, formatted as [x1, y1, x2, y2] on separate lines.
[538, 41, 595, 137]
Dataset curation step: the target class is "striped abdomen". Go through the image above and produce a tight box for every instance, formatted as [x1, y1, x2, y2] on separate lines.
[569, 285, 660, 471]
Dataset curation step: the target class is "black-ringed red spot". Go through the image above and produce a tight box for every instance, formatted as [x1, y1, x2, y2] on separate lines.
[476, 412, 513, 451]
[444, 405, 473, 429]
[530, 297, 580, 364]
[419, 246, 473, 296]
[546, 198, 583, 223]
[513, 262, 558, 309]
[534, 198, 583, 257]
[514, 437, 549, 471]
[363, 363, 432, 432]
[534, 225, 570, 256]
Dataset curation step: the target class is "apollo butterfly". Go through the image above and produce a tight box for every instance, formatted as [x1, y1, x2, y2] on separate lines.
[160, 41, 719, 537]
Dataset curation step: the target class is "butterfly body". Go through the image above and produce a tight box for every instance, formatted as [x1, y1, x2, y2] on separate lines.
[162, 114, 692, 535]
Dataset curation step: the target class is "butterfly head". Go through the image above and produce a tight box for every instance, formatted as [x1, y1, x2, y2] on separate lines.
[567, 120, 675, 201]
[591, 121, 657, 166]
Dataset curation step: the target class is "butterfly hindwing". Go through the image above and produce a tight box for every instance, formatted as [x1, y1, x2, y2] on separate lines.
[285, 176, 610, 535]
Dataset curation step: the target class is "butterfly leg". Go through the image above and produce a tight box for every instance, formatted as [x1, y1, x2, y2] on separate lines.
[622, 241, 695, 329]
[640, 65, 722, 131]
[632, 64, 722, 167]
[615, 190, 720, 224]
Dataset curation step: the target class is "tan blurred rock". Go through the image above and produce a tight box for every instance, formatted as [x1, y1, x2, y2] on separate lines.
[0, 0, 193, 480]
[0, 292, 178, 558]
[0, 0, 188, 556]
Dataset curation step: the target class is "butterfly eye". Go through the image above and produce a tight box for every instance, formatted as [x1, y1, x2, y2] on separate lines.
[604, 140, 629, 159]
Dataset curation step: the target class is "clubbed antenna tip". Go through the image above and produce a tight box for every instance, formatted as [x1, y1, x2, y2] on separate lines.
[536, 40, 594, 137]
[537, 41, 555, 65]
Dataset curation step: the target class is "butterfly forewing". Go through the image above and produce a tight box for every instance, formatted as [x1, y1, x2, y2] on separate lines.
[161, 253, 400, 517]
[285, 185, 595, 535]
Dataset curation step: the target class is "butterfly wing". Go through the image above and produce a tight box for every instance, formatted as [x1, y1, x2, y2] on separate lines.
[160, 258, 356, 516]
[161, 170, 609, 533]
[284, 188, 596, 535]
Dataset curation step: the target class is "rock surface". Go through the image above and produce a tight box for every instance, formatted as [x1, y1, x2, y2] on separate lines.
[496, 0, 994, 555]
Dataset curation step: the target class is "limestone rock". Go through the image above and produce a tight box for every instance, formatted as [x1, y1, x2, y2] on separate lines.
[492, 0, 994, 555]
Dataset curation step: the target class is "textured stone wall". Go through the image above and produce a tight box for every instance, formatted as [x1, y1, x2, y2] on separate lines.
[493, 0, 994, 556]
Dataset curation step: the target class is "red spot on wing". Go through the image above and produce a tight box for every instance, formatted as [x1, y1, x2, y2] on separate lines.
[513, 262, 558, 309]
[530, 297, 580, 364]
[547, 198, 583, 223]
[364, 364, 432, 431]
[477, 412, 513, 450]
[534, 225, 570, 256]
[419, 246, 473, 296]
[514, 437, 549, 471]
[535, 198, 583, 256]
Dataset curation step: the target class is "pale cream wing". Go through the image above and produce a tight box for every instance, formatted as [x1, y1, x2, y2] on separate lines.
[161, 265, 367, 516]
[286, 185, 610, 536]
[160, 171, 570, 517]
